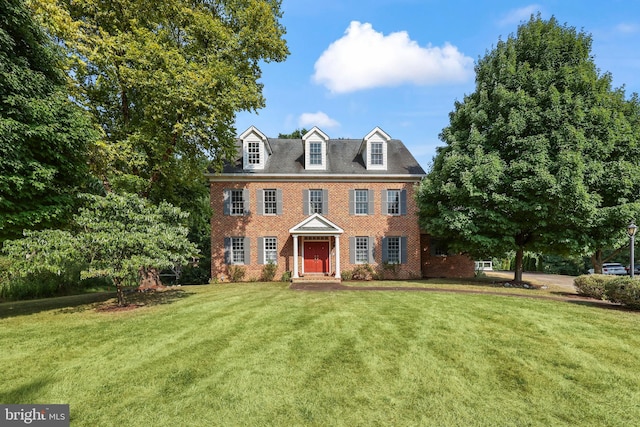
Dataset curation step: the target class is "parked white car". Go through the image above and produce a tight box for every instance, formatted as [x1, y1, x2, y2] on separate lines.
[588, 262, 628, 275]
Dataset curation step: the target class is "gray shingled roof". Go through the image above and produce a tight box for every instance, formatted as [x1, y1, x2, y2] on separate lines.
[219, 138, 426, 176]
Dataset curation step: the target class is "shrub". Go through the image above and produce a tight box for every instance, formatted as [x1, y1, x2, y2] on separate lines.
[341, 270, 353, 280]
[260, 261, 277, 282]
[574, 274, 614, 300]
[351, 264, 375, 280]
[227, 265, 246, 282]
[280, 271, 291, 282]
[605, 277, 640, 309]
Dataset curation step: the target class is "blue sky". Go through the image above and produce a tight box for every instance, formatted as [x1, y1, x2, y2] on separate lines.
[235, 1, 640, 170]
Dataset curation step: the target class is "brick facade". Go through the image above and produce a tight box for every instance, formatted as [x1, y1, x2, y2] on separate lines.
[207, 126, 475, 282]
[210, 180, 424, 281]
[420, 234, 476, 278]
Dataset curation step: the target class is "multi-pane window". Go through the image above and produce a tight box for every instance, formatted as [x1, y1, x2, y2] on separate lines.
[386, 237, 400, 264]
[264, 237, 277, 263]
[355, 190, 369, 215]
[387, 190, 400, 215]
[264, 189, 277, 215]
[355, 237, 369, 264]
[309, 142, 322, 165]
[231, 237, 245, 264]
[247, 141, 260, 165]
[309, 189, 323, 214]
[371, 142, 383, 165]
[231, 190, 245, 216]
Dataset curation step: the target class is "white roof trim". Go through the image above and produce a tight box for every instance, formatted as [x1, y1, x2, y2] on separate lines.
[364, 126, 391, 142]
[289, 213, 344, 235]
[302, 126, 330, 142]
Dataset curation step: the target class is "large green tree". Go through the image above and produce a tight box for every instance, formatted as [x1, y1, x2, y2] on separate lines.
[31, 0, 289, 203]
[417, 15, 640, 282]
[0, 0, 96, 240]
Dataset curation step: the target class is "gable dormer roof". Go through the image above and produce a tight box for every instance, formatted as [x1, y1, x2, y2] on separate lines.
[239, 126, 272, 154]
[302, 126, 330, 142]
[360, 126, 391, 170]
[240, 126, 271, 170]
[302, 127, 329, 170]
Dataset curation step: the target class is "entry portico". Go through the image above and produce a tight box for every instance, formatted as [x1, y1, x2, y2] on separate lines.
[289, 214, 344, 280]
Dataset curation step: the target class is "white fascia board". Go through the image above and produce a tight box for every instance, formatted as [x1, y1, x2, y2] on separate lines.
[205, 173, 424, 183]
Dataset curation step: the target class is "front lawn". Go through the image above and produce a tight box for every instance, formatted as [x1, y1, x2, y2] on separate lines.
[1, 281, 639, 426]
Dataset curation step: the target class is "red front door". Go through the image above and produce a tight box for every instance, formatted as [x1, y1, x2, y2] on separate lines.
[304, 241, 329, 274]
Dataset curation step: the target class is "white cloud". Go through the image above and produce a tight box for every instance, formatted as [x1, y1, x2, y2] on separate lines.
[312, 21, 474, 94]
[498, 5, 541, 26]
[298, 112, 340, 129]
[615, 23, 639, 34]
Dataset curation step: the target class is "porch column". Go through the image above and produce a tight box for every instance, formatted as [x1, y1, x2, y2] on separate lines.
[334, 235, 341, 279]
[292, 235, 299, 278]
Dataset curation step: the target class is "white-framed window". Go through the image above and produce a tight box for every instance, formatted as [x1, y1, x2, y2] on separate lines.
[355, 190, 369, 215]
[309, 189, 323, 214]
[387, 190, 400, 215]
[231, 190, 245, 216]
[264, 237, 277, 264]
[231, 237, 245, 264]
[247, 141, 261, 165]
[264, 189, 277, 215]
[382, 236, 407, 264]
[224, 189, 249, 216]
[355, 237, 369, 264]
[371, 142, 383, 165]
[386, 237, 400, 264]
[309, 142, 322, 165]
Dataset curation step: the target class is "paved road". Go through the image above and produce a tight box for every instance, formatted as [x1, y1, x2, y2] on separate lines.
[485, 271, 576, 292]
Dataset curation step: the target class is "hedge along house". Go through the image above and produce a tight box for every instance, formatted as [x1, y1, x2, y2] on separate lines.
[206, 126, 474, 282]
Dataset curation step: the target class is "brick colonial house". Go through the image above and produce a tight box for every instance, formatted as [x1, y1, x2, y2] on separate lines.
[206, 126, 474, 282]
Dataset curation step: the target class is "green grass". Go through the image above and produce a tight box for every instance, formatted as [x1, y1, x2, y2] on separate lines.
[1, 281, 640, 426]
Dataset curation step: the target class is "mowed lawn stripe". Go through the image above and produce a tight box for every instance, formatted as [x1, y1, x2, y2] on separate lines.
[1, 282, 639, 426]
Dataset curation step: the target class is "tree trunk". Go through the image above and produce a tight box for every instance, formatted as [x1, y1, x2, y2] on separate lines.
[138, 267, 163, 290]
[514, 247, 524, 283]
[591, 249, 603, 274]
[115, 280, 125, 307]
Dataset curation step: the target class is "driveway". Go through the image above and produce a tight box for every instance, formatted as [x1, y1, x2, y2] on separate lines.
[485, 270, 576, 292]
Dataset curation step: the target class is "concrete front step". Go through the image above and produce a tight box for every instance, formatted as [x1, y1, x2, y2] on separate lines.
[291, 276, 342, 284]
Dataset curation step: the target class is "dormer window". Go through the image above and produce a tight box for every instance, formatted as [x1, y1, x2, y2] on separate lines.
[309, 142, 322, 165]
[240, 126, 271, 171]
[247, 141, 261, 165]
[303, 127, 329, 170]
[362, 127, 391, 170]
[370, 142, 383, 165]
